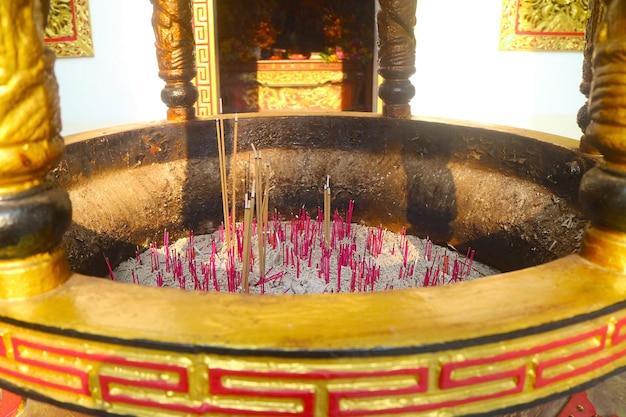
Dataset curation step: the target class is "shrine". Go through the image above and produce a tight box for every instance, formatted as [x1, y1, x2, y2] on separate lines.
[215, 0, 375, 112]
[2, 0, 626, 416]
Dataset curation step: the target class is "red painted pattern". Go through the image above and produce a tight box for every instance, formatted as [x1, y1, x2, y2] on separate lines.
[2, 338, 188, 399]
[0, 317, 624, 416]
[106, 367, 430, 416]
[208, 367, 429, 417]
[611, 316, 626, 346]
[99, 360, 190, 405]
[9, 338, 91, 395]
[0, 336, 6, 358]
[441, 324, 626, 397]
[536, 326, 609, 387]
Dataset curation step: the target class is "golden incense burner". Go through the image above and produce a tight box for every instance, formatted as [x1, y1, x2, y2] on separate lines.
[1, 0, 625, 416]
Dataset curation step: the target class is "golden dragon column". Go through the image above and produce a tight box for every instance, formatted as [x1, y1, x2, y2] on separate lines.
[580, 0, 626, 270]
[0, 0, 71, 300]
[151, 0, 199, 121]
[377, 0, 418, 118]
[577, 0, 603, 154]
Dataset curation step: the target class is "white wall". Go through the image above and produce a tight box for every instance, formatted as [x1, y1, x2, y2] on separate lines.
[410, 0, 585, 139]
[56, 0, 586, 139]
[55, 0, 164, 135]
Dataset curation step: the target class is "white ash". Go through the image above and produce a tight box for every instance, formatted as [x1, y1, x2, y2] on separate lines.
[113, 218, 498, 294]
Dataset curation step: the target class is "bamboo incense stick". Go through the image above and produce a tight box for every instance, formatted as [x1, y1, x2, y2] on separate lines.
[220, 118, 231, 248]
[259, 159, 271, 280]
[242, 189, 254, 293]
[253, 146, 265, 280]
[231, 114, 238, 234]
[215, 118, 231, 249]
[324, 175, 331, 249]
[261, 161, 270, 278]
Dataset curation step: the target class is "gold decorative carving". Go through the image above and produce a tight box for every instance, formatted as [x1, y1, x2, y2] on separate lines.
[500, 0, 590, 51]
[44, 0, 94, 58]
[252, 70, 346, 86]
[584, 1, 626, 161]
[0, 0, 71, 298]
[0, 0, 63, 192]
[377, 0, 418, 118]
[192, 0, 219, 116]
[578, 0, 626, 259]
[257, 85, 345, 110]
[152, 0, 196, 74]
[517, 0, 589, 33]
[577, 0, 602, 154]
[151, 0, 198, 120]
[221, 62, 364, 111]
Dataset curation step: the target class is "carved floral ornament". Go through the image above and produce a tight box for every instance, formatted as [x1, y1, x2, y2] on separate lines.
[500, 0, 590, 51]
[44, 0, 94, 57]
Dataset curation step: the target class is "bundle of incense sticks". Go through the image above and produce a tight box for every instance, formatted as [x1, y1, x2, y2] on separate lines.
[252, 145, 271, 286]
[214, 115, 274, 293]
[202, 118, 490, 294]
[238, 145, 272, 293]
[215, 115, 241, 253]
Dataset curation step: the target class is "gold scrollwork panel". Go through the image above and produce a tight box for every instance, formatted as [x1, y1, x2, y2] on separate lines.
[500, 0, 590, 51]
[44, 0, 94, 58]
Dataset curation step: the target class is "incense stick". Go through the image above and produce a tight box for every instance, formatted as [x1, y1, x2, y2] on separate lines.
[324, 175, 331, 249]
[259, 160, 271, 281]
[242, 190, 254, 293]
[254, 147, 264, 280]
[215, 118, 231, 249]
[221, 118, 231, 247]
[231, 113, 238, 234]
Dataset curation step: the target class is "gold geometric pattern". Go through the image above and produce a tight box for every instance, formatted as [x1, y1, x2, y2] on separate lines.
[1, 267, 626, 416]
[192, 0, 219, 116]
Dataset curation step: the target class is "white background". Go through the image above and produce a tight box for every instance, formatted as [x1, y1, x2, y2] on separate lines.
[55, 0, 586, 139]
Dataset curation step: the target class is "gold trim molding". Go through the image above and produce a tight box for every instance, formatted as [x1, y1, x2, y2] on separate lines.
[44, 0, 94, 58]
[1, 253, 626, 416]
[192, 0, 219, 116]
[499, 0, 590, 51]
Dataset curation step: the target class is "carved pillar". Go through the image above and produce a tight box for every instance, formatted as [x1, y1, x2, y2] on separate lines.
[579, 0, 626, 270]
[577, 0, 603, 155]
[0, 0, 71, 299]
[151, 0, 198, 121]
[377, 0, 418, 118]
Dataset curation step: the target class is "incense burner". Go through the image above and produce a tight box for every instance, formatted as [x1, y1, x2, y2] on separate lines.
[61, 115, 589, 278]
[24, 113, 607, 417]
[4, 0, 626, 416]
[15, 113, 624, 416]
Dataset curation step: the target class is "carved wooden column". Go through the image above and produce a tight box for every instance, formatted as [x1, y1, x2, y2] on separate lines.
[577, 0, 603, 155]
[580, 0, 626, 270]
[0, 0, 71, 298]
[377, 0, 418, 118]
[151, 0, 198, 121]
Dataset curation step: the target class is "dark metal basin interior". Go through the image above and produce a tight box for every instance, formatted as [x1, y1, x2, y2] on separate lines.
[54, 114, 593, 278]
